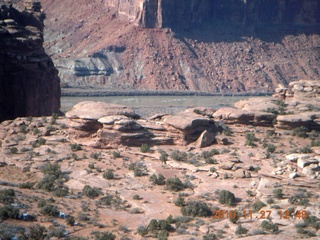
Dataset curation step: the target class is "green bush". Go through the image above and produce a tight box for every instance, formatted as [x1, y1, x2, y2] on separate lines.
[218, 190, 236, 206]
[252, 201, 266, 212]
[292, 126, 309, 138]
[137, 225, 148, 236]
[71, 143, 82, 151]
[235, 224, 248, 235]
[159, 150, 168, 163]
[181, 201, 212, 217]
[170, 150, 188, 161]
[112, 151, 121, 158]
[166, 177, 185, 191]
[261, 220, 279, 233]
[150, 173, 166, 185]
[0, 189, 15, 204]
[210, 149, 220, 155]
[245, 132, 258, 147]
[82, 185, 102, 199]
[10, 147, 18, 154]
[174, 195, 186, 207]
[66, 215, 75, 226]
[90, 152, 101, 160]
[28, 224, 47, 239]
[40, 204, 59, 217]
[103, 169, 114, 180]
[266, 144, 276, 153]
[273, 189, 284, 199]
[140, 143, 151, 153]
[0, 205, 20, 220]
[92, 231, 116, 240]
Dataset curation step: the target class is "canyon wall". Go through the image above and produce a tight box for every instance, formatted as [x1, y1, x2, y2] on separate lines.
[0, 1, 60, 122]
[41, 0, 320, 93]
[106, 0, 320, 28]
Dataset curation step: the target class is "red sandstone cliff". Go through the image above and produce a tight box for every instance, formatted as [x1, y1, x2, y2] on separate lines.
[0, 1, 61, 122]
[41, 0, 320, 93]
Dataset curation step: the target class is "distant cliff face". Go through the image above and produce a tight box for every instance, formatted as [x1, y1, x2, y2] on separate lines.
[41, 0, 320, 93]
[106, 0, 320, 28]
[0, 1, 60, 122]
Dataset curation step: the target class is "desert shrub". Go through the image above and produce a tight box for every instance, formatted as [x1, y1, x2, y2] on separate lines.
[150, 173, 166, 185]
[266, 144, 276, 153]
[112, 151, 121, 158]
[181, 201, 212, 217]
[54, 188, 69, 197]
[205, 157, 217, 164]
[10, 147, 18, 154]
[292, 126, 309, 138]
[170, 150, 188, 161]
[174, 195, 186, 207]
[90, 152, 101, 160]
[203, 233, 217, 240]
[159, 149, 168, 163]
[88, 163, 95, 169]
[71, 143, 82, 151]
[77, 212, 90, 221]
[218, 190, 236, 206]
[252, 201, 266, 212]
[210, 167, 217, 172]
[166, 177, 185, 191]
[132, 194, 141, 200]
[210, 149, 220, 155]
[28, 224, 47, 240]
[103, 169, 114, 180]
[229, 211, 240, 224]
[261, 220, 279, 233]
[300, 146, 313, 153]
[66, 215, 75, 226]
[82, 185, 102, 199]
[49, 227, 66, 238]
[0, 205, 20, 220]
[235, 224, 248, 235]
[223, 127, 232, 136]
[0, 189, 15, 204]
[245, 132, 258, 147]
[92, 231, 116, 240]
[19, 181, 35, 189]
[137, 225, 148, 237]
[201, 151, 213, 159]
[140, 143, 150, 153]
[273, 188, 284, 199]
[19, 123, 28, 134]
[40, 162, 62, 177]
[40, 204, 59, 217]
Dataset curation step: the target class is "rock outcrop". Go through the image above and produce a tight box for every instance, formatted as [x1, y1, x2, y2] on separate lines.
[213, 80, 320, 130]
[67, 101, 218, 148]
[40, 0, 320, 93]
[0, 1, 60, 122]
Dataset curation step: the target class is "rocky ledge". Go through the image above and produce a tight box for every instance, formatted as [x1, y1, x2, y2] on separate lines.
[0, 1, 60, 122]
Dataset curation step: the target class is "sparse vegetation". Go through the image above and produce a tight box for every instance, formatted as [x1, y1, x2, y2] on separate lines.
[218, 190, 236, 206]
[166, 177, 185, 191]
[82, 185, 102, 199]
[150, 173, 166, 185]
[103, 169, 114, 179]
[252, 201, 266, 212]
[245, 132, 258, 147]
[170, 150, 188, 161]
[181, 201, 212, 217]
[140, 143, 150, 153]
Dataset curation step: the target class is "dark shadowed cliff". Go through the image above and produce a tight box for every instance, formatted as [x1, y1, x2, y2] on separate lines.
[42, 0, 320, 93]
[0, 1, 60, 122]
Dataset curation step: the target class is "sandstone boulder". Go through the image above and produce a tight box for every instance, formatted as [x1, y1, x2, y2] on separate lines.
[196, 130, 216, 148]
[276, 112, 320, 130]
[66, 101, 138, 120]
[212, 107, 275, 126]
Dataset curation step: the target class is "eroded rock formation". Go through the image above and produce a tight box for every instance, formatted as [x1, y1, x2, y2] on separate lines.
[0, 1, 60, 122]
[66, 101, 218, 148]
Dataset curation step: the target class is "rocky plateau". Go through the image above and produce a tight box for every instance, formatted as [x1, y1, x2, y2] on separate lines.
[0, 80, 319, 239]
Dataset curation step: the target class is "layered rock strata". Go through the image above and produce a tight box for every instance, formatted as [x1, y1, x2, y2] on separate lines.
[41, 0, 320, 93]
[66, 101, 218, 148]
[0, 1, 60, 122]
[214, 80, 320, 130]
